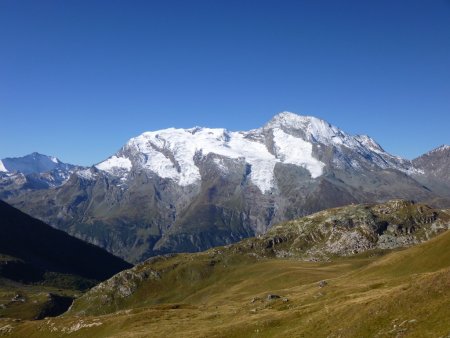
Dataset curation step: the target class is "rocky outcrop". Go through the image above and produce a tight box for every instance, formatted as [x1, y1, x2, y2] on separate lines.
[244, 200, 450, 259]
[68, 200, 450, 317]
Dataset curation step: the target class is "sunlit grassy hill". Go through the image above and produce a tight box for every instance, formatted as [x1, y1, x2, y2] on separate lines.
[3, 200, 450, 337]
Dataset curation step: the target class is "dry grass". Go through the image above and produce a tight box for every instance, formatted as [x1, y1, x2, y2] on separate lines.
[3, 231, 450, 337]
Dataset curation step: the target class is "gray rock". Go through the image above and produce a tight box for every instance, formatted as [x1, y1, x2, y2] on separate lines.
[318, 280, 328, 288]
[266, 294, 281, 300]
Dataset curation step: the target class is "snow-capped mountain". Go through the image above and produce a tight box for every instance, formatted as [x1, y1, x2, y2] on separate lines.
[412, 144, 450, 199]
[0, 152, 82, 198]
[0, 152, 66, 174]
[5, 112, 449, 262]
[91, 112, 417, 192]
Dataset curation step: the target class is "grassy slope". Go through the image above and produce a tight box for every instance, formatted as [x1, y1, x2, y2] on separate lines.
[0, 200, 132, 321]
[0, 279, 78, 321]
[4, 228, 450, 337]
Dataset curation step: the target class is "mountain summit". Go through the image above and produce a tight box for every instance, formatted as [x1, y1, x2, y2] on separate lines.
[412, 144, 450, 198]
[5, 112, 449, 262]
[91, 112, 416, 193]
[0, 152, 66, 174]
[0, 153, 82, 199]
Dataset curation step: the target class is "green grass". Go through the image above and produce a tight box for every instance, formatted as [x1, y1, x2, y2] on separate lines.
[0, 281, 79, 320]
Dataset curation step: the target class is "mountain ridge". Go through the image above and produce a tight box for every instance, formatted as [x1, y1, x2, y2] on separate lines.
[0, 200, 131, 320]
[0, 200, 131, 282]
[3, 112, 449, 262]
[90, 111, 421, 191]
[0, 153, 83, 199]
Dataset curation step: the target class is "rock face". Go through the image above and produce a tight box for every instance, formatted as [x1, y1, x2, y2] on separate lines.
[4, 113, 450, 262]
[412, 145, 450, 199]
[244, 200, 450, 260]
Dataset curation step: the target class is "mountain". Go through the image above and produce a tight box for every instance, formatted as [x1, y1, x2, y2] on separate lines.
[0, 152, 70, 175]
[4, 112, 449, 262]
[67, 200, 450, 316]
[412, 145, 450, 199]
[7, 200, 450, 337]
[68, 200, 450, 314]
[0, 200, 131, 285]
[0, 152, 83, 199]
[0, 200, 131, 320]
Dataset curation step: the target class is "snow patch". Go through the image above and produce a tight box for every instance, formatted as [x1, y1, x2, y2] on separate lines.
[121, 124, 329, 192]
[355, 135, 384, 153]
[96, 156, 132, 172]
[76, 169, 96, 180]
[213, 158, 229, 174]
[272, 128, 325, 178]
[128, 128, 279, 192]
[0, 160, 7, 172]
[428, 144, 450, 154]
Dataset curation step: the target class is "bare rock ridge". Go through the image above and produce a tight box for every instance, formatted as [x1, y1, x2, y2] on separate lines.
[2, 112, 449, 262]
[249, 199, 450, 260]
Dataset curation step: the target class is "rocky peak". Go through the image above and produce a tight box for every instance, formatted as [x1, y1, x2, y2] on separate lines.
[354, 134, 384, 153]
[426, 144, 450, 155]
[0, 153, 70, 175]
[412, 144, 450, 193]
[93, 111, 423, 190]
[264, 112, 347, 145]
[0, 153, 83, 198]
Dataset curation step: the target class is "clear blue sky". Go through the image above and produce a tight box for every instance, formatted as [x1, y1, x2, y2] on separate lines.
[1, 0, 449, 165]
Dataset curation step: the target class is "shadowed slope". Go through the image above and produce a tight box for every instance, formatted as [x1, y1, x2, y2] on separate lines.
[0, 200, 131, 283]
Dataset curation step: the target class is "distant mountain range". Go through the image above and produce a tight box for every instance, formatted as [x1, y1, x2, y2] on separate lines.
[1, 112, 449, 262]
[0, 152, 83, 199]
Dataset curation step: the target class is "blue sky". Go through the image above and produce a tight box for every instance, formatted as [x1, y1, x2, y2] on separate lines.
[1, 0, 449, 165]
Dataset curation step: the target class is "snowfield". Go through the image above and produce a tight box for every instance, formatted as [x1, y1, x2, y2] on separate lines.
[94, 112, 421, 193]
